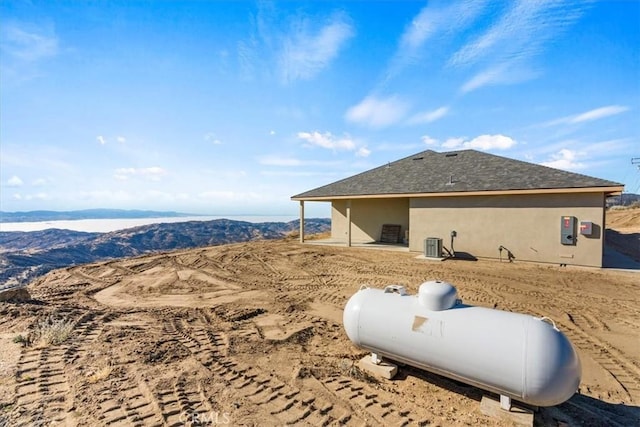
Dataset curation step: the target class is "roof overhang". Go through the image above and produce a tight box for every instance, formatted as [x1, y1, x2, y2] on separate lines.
[291, 186, 625, 201]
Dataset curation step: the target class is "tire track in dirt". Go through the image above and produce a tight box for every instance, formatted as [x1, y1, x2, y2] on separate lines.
[80, 315, 166, 427]
[321, 376, 429, 426]
[163, 317, 367, 425]
[14, 347, 71, 425]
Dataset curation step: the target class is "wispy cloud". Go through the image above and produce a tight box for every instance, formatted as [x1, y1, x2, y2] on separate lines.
[0, 22, 59, 62]
[424, 134, 517, 151]
[116, 136, 126, 143]
[389, 0, 488, 79]
[544, 105, 630, 126]
[11, 192, 50, 201]
[356, 147, 371, 158]
[297, 131, 356, 151]
[452, 0, 591, 92]
[238, 5, 354, 84]
[540, 149, 585, 170]
[0, 21, 60, 84]
[407, 106, 450, 124]
[97, 136, 106, 145]
[345, 95, 409, 128]
[280, 12, 354, 84]
[7, 175, 24, 187]
[114, 167, 167, 181]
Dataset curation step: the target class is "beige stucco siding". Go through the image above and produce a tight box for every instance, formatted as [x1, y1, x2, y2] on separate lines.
[409, 193, 605, 267]
[332, 198, 409, 243]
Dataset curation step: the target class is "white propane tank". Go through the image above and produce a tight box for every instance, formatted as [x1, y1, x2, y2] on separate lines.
[343, 280, 581, 407]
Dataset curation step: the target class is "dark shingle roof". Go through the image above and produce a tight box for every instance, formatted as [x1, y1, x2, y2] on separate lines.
[292, 149, 623, 199]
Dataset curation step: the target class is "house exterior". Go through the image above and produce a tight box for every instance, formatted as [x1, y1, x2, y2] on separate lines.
[291, 149, 624, 267]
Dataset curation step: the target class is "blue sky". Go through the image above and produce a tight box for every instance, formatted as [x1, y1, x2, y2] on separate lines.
[1, 0, 639, 217]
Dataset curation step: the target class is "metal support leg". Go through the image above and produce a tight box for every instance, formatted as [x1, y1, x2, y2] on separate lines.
[370, 352, 382, 365]
[500, 395, 512, 411]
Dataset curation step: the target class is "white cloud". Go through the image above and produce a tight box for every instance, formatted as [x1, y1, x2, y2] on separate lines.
[97, 135, 106, 145]
[279, 13, 354, 83]
[297, 131, 356, 151]
[356, 147, 371, 157]
[464, 134, 516, 150]
[7, 175, 24, 187]
[345, 95, 410, 128]
[1, 23, 59, 62]
[114, 167, 167, 181]
[540, 149, 585, 170]
[269, 130, 276, 136]
[441, 137, 467, 149]
[116, 136, 126, 143]
[32, 178, 48, 186]
[407, 106, 450, 124]
[545, 105, 630, 126]
[421, 135, 439, 146]
[431, 134, 516, 151]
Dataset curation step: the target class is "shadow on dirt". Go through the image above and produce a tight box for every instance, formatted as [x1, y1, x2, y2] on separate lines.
[394, 364, 639, 426]
[603, 229, 640, 270]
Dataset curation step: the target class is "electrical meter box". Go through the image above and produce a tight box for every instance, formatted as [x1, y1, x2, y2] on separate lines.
[561, 216, 576, 245]
[579, 221, 594, 236]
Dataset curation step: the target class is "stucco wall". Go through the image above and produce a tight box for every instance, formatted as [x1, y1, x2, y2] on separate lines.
[332, 198, 409, 243]
[409, 193, 605, 267]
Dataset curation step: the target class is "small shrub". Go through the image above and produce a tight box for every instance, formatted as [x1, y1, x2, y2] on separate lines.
[87, 365, 112, 383]
[30, 316, 74, 346]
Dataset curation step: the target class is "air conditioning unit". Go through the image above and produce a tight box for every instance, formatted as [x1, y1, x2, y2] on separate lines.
[424, 238, 443, 258]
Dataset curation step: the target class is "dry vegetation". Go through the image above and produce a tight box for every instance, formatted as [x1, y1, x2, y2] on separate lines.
[0, 208, 638, 426]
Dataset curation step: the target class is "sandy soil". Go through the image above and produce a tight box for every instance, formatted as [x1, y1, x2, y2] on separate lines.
[0, 208, 638, 426]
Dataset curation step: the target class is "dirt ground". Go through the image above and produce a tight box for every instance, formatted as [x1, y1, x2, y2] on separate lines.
[0, 208, 638, 426]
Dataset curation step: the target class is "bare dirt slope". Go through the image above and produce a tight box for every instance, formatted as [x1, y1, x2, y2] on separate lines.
[1, 212, 639, 427]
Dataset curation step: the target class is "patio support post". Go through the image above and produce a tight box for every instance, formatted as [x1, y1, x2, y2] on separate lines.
[299, 200, 305, 243]
[346, 200, 352, 247]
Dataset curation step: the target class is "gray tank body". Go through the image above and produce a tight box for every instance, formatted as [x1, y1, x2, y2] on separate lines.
[343, 281, 581, 407]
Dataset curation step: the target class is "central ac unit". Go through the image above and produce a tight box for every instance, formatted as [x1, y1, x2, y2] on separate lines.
[424, 238, 443, 258]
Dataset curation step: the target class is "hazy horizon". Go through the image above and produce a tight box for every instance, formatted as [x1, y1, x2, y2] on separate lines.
[0, 214, 311, 233]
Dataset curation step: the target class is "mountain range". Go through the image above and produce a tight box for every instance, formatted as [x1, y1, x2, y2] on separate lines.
[0, 208, 193, 223]
[0, 218, 329, 288]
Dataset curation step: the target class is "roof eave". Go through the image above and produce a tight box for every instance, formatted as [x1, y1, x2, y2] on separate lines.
[291, 185, 625, 201]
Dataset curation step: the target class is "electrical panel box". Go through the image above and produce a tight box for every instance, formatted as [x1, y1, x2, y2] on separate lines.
[579, 221, 593, 236]
[561, 216, 576, 245]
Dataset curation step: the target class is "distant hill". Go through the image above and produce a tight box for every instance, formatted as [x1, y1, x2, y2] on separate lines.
[0, 208, 194, 223]
[607, 193, 640, 207]
[0, 218, 330, 288]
